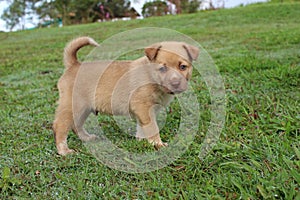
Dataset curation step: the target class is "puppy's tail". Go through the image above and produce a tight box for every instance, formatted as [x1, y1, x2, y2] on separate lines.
[64, 36, 99, 69]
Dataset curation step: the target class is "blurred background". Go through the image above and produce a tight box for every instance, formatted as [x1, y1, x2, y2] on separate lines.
[0, 0, 268, 32]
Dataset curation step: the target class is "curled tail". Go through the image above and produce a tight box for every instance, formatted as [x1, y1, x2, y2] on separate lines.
[64, 36, 99, 69]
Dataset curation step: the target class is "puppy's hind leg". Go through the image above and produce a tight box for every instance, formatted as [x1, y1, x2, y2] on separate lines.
[53, 105, 75, 155]
[72, 106, 99, 142]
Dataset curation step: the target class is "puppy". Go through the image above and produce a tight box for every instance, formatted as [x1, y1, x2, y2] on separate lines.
[53, 36, 199, 155]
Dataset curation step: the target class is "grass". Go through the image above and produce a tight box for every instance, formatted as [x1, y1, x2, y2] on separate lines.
[0, 1, 299, 199]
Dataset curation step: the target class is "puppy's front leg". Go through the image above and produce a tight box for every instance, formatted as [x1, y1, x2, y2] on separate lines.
[135, 106, 168, 149]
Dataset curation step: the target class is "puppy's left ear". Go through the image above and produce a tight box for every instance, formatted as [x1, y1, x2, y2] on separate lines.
[145, 43, 162, 61]
[183, 44, 199, 61]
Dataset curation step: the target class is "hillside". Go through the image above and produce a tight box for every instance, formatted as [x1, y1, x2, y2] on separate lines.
[0, 2, 299, 199]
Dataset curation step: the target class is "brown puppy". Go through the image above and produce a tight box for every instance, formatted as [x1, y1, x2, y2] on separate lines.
[53, 37, 199, 155]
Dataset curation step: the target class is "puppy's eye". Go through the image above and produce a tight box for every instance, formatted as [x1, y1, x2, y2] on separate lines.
[159, 66, 167, 73]
[179, 65, 187, 71]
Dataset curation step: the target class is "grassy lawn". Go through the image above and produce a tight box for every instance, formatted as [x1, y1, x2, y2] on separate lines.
[0, 2, 299, 199]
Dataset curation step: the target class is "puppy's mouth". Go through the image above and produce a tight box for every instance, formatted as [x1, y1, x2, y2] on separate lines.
[162, 86, 185, 95]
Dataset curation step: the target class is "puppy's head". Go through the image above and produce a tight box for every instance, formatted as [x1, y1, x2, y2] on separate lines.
[145, 42, 199, 94]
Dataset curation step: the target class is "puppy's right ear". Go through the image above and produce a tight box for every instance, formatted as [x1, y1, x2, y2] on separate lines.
[145, 44, 162, 61]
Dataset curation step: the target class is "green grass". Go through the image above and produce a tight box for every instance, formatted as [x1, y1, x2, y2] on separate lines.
[1, 2, 299, 199]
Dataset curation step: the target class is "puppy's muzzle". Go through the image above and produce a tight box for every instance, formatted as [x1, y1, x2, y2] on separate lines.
[164, 79, 187, 94]
[162, 72, 187, 94]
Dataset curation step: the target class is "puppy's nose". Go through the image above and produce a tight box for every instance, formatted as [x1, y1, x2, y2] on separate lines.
[171, 80, 180, 88]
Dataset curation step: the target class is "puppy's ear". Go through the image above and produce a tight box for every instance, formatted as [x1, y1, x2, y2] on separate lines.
[183, 44, 199, 61]
[145, 44, 162, 61]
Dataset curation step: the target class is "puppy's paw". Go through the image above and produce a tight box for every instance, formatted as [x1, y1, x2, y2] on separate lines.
[58, 148, 75, 156]
[80, 134, 99, 142]
[135, 130, 145, 141]
[147, 134, 168, 150]
[57, 143, 75, 156]
[154, 142, 168, 150]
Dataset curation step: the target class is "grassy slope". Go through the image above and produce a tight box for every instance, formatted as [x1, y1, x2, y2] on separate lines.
[0, 2, 299, 199]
